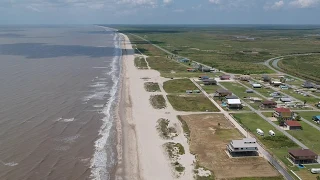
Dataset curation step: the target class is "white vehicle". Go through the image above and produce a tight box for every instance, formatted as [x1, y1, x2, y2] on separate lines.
[311, 168, 320, 174]
[269, 130, 275, 136]
[256, 129, 264, 136]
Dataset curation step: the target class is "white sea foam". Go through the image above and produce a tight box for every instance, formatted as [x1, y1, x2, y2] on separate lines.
[0, 160, 18, 167]
[56, 118, 76, 122]
[90, 31, 121, 180]
[60, 134, 80, 143]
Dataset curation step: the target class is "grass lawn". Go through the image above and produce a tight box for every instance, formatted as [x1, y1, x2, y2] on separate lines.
[241, 81, 274, 97]
[167, 95, 219, 112]
[163, 79, 198, 93]
[293, 164, 320, 180]
[144, 82, 160, 92]
[279, 54, 320, 83]
[298, 111, 320, 125]
[286, 120, 320, 154]
[220, 82, 266, 110]
[231, 113, 299, 173]
[281, 89, 320, 106]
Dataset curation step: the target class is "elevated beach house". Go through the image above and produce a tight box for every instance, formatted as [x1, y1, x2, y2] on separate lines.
[273, 107, 293, 120]
[219, 75, 231, 80]
[261, 100, 277, 108]
[227, 99, 242, 109]
[215, 88, 232, 97]
[203, 79, 217, 85]
[227, 138, 258, 154]
[303, 81, 314, 89]
[239, 75, 251, 81]
[288, 149, 318, 164]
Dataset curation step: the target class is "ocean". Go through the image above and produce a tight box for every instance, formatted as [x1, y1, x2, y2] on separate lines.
[0, 25, 121, 180]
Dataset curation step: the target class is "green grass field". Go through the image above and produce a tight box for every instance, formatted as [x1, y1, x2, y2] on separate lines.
[298, 111, 320, 125]
[231, 113, 299, 172]
[163, 79, 198, 93]
[118, 26, 320, 75]
[167, 95, 219, 112]
[279, 54, 320, 83]
[286, 121, 320, 154]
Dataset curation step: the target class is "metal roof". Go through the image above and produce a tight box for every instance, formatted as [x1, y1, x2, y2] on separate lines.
[230, 138, 258, 148]
[227, 99, 241, 105]
[288, 149, 317, 157]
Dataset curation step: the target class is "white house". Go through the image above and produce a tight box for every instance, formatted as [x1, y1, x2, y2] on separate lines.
[252, 84, 262, 88]
[227, 99, 242, 109]
[227, 138, 258, 153]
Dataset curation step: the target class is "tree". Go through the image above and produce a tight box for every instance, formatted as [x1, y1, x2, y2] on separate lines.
[304, 100, 307, 105]
[278, 117, 285, 126]
[295, 115, 301, 121]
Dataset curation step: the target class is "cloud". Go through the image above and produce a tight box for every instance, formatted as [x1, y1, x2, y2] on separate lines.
[264, 0, 285, 10]
[117, 0, 157, 6]
[289, 0, 320, 8]
[26, 5, 42, 12]
[173, 9, 184, 13]
[209, 0, 221, 4]
[163, 0, 173, 4]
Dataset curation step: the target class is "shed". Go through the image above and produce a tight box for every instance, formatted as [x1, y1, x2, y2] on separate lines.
[280, 98, 292, 102]
[262, 100, 277, 108]
[285, 120, 302, 130]
[302, 81, 314, 89]
[240, 75, 251, 81]
[215, 88, 232, 97]
[288, 149, 318, 164]
[271, 81, 282, 86]
[246, 89, 254, 93]
[280, 85, 289, 90]
[203, 79, 217, 85]
[220, 75, 231, 80]
[252, 84, 262, 88]
[227, 99, 242, 109]
[186, 90, 193, 94]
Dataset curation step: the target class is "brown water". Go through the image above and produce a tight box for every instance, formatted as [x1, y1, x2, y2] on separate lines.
[0, 26, 121, 180]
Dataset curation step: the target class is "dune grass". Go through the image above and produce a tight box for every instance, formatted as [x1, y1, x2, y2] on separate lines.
[167, 95, 219, 112]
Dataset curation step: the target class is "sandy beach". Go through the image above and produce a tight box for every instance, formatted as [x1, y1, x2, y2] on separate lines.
[115, 34, 195, 180]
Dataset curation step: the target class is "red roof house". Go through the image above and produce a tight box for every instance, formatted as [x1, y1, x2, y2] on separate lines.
[285, 120, 302, 130]
[273, 107, 293, 120]
[220, 75, 231, 80]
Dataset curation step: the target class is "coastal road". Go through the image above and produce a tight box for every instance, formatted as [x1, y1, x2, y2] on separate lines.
[237, 81, 320, 132]
[190, 79, 294, 180]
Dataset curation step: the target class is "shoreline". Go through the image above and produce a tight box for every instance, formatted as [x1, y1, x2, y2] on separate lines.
[114, 33, 141, 180]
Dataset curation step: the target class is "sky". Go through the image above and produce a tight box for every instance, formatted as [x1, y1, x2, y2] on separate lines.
[0, 0, 320, 24]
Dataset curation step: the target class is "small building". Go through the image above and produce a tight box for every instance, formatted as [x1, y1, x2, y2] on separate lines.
[215, 88, 232, 97]
[252, 84, 262, 88]
[280, 97, 292, 103]
[240, 75, 251, 81]
[280, 85, 289, 90]
[285, 120, 302, 130]
[203, 79, 217, 85]
[186, 90, 193, 94]
[303, 81, 314, 89]
[270, 92, 281, 98]
[187, 68, 196, 72]
[201, 67, 211, 72]
[246, 89, 254, 93]
[312, 116, 320, 122]
[271, 81, 282, 86]
[193, 90, 201, 93]
[261, 100, 277, 108]
[227, 99, 242, 109]
[273, 107, 293, 120]
[227, 138, 258, 154]
[179, 58, 190, 63]
[250, 97, 263, 102]
[225, 95, 239, 99]
[199, 76, 209, 80]
[288, 149, 318, 164]
[220, 75, 231, 80]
